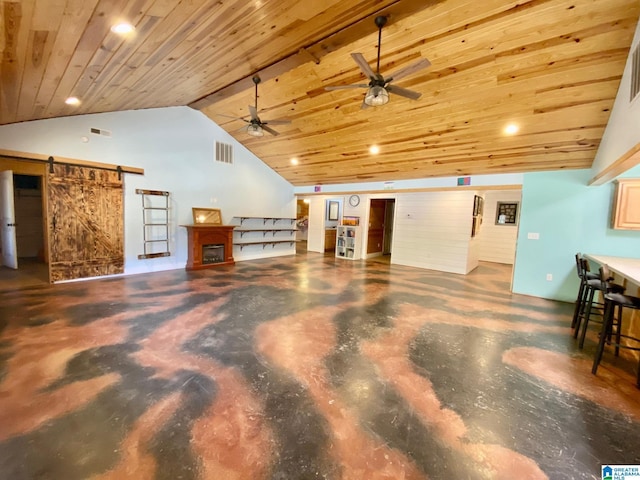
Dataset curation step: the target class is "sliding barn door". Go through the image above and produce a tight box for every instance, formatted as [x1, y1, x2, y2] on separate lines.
[48, 164, 123, 282]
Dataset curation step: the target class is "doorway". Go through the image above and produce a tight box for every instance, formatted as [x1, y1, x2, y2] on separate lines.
[296, 198, 309, 253]
[367, 198, 395, 262]
[0, 173, 48, 289]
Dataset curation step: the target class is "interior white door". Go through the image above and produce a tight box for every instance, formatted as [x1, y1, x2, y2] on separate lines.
[0, 170, 18, 269]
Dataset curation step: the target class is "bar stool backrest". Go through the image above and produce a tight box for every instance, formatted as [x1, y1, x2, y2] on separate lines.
[598, 265, 611, 292]
[575, 253, 583, 276]
[580, 257, 593, 281]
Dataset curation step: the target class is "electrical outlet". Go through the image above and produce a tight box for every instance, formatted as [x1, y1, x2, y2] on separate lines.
[546, 273, 553, 281]
[527, 232, 540, 240]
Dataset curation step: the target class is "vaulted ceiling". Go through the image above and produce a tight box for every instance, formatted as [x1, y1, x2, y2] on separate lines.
[1, 0, 638, 186]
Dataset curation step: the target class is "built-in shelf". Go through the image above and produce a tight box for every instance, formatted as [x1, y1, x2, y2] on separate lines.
[335, 225, 362, 260]
[238, 217, 296, 226]
[231, 217, 297, 253]
[235, 228, 297, 238]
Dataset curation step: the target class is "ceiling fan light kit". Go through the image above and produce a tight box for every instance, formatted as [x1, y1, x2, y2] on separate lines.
[247, 124, 264, 137]
[365, 85, 389, 106]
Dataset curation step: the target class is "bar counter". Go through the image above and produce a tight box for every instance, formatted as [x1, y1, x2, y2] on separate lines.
[584, 254, 640, 291]
[584, 254, 640, 367]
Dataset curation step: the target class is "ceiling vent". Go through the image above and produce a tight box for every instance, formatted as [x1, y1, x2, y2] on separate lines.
[631, 43, 640, 102]
[215, 141, 233, 164]
[90, 127, 112, 137]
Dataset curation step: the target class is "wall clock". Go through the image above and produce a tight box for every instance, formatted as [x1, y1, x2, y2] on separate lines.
[349, 195, 360, 207]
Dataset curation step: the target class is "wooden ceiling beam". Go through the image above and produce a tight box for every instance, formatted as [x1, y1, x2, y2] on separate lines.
[188, 0, 445, 111]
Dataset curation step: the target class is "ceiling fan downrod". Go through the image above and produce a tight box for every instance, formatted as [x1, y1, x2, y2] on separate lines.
[374, 16, 387, 74]
[252, 75, 261, 110]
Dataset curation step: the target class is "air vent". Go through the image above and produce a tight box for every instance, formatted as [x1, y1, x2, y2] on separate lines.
[631, 43, 640, 102]
[90, 127, 112, 137]
[215, 141, 233, 164]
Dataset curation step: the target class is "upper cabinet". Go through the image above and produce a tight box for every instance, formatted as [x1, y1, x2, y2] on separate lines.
[611, 179, 640, 230]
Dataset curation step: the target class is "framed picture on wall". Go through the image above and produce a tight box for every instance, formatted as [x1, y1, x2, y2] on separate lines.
[495, 202, 519, 225]
[328, 201, 339, 221]
[473, 195, 483, 216]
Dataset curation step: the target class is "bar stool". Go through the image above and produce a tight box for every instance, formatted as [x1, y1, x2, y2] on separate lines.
[571, 253, 599, 329]
[574, 258, 623, 348]
[592, 265, 640, 387]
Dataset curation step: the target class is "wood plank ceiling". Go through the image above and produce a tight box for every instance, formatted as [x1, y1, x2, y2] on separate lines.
[1, 0, 639, 186]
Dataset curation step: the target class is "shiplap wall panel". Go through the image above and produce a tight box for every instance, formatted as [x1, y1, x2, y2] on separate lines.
[392, 191, 474, 274]
[478, 190, 521, 264]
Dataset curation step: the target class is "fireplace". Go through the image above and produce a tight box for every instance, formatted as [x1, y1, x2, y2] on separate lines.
[182, 225, 235, 270]
[202, 244, 224, 264]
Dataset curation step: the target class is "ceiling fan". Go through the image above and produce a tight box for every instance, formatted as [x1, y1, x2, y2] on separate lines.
[219, 75, 291, 137]
[325, 15, 431, 108]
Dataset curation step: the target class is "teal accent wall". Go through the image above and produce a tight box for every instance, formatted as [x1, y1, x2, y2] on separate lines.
[512, 167, 640, 302]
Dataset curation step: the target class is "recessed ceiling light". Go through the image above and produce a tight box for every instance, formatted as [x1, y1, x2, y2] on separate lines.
[369, 145, 380, 154]
[290, 158, 299, 165]
[111, 22, 135, 35]
[65, 97, 80, 106]
[504, 123, 519, 135]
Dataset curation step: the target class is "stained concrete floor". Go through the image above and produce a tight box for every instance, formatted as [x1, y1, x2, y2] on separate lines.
[1, 254, 639, 479]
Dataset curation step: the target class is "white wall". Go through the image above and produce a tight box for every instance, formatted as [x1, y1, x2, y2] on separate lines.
[478, 190, 521, 264]
[591, 19, 640, 178]
[302, 189, 481, 271]
[392, 191, 476, 274]
[0, 107, 295, 274]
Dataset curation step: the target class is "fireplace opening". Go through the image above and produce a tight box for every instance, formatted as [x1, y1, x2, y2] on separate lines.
[202, 244, 224, 264]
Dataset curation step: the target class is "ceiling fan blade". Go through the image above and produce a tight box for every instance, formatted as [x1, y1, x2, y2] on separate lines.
[263, 119, 291, 125]
[351, 53, 376, 79]
[217, 113, 247, 121]
[386, 58, 431, 83]
[248, 105, 260, 122]
[262, 125, 280, 136]
[387, 84, 422, 100]
[325, 84, 369, 91]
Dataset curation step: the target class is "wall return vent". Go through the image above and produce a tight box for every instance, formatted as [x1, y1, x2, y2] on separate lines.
[215, 141, 233, 164]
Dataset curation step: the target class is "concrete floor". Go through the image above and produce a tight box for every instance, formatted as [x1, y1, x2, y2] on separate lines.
[1, 254, 639, 479]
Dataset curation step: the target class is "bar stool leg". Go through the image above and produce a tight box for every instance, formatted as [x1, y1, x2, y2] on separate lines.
[578, 287, 596, 348]
[592, 299, 613, 375]
[614, 304, 622, 357]
[571, 280, 586, 329]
